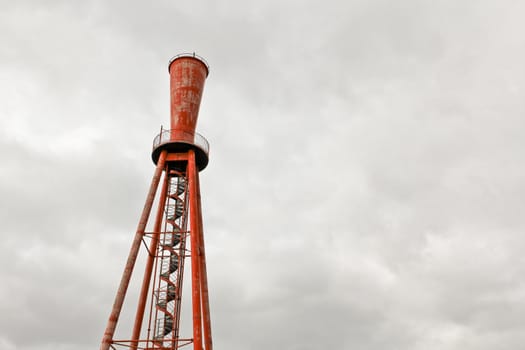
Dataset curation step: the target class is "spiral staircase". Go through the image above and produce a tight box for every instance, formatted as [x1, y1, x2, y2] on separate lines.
[153, 173, 188, 347]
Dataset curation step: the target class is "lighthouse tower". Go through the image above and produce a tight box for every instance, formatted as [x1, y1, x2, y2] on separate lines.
[100, 53, 212, 350]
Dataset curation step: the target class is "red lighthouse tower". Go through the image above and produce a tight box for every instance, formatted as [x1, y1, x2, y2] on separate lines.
[100, 54, 212, 350]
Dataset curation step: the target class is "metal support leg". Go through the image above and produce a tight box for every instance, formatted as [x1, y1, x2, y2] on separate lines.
[130, 164, 169, 350]
[188, 150, 203, 350]
[100, 150, 167, 350]
[194, 165, 213, 350]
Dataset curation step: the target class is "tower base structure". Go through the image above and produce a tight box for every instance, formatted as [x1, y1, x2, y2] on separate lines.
[100, 146, 212, 350]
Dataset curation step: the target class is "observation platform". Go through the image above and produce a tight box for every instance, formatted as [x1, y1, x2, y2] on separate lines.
[151, 128, 209, 171]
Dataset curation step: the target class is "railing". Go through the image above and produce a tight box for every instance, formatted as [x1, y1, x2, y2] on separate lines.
[168, 52, 210, 75]
[152, 128, 210, 155]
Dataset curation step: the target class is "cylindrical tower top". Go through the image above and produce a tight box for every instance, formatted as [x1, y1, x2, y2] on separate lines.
[168, 53, 209, 143]
[152, 53, 210, 171]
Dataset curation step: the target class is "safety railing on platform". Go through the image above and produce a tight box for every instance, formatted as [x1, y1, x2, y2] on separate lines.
[152, 128, 210, 155]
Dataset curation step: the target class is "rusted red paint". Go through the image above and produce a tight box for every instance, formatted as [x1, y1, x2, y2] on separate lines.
[169, 55, 209, 143]
[188, 150, 204, 350]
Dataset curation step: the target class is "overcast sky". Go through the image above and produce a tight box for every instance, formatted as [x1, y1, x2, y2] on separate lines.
[1, 1, 525, 349]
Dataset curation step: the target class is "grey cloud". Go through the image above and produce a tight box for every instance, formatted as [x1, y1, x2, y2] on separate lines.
[1, 1, 525, 349]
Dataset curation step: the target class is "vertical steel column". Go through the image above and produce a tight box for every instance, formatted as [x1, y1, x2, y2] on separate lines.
[188, 150, 203, 350]
[195, 165, 213, 350]
[130, 166, 169, 350]
[100, 150, 167, 350]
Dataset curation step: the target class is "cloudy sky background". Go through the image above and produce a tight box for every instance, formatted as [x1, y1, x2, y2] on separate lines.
[1, 1, 525, 349]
